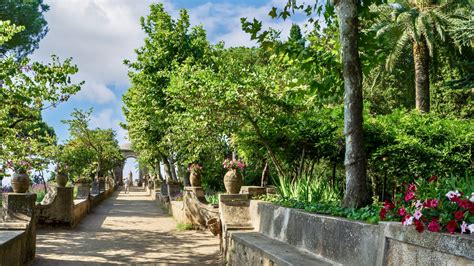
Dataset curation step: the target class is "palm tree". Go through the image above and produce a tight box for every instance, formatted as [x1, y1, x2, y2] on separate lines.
[370, 0, 472, 112]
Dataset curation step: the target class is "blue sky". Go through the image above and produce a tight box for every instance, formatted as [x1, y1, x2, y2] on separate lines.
[29, 0, 304, 175]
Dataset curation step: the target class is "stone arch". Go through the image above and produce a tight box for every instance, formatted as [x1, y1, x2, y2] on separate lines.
[114, 143, 147, 186]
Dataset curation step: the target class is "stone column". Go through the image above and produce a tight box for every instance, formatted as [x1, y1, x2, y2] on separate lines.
[2, 192, 37, 262]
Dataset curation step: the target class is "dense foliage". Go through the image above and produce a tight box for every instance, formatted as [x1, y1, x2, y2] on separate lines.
[60, 109, 122, 182]
[0, 20, 82, 182]
[123, 2, 472, 213]
[0, 0, 49, 58]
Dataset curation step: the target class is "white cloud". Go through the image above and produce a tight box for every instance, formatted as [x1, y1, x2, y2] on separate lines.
[90, 108, 128, 144]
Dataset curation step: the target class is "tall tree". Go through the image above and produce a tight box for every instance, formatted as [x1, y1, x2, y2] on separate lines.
[370, 0, 472, 112]
[0, 0, 49, 58]
[332, 0, 370, 207]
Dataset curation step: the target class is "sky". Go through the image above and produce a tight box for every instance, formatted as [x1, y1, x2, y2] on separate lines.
[29, 0, 304, 176]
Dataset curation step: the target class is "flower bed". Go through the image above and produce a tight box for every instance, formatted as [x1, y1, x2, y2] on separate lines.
[380, 174, 473, 234]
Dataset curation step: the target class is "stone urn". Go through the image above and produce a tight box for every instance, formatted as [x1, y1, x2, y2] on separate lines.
[190, 171, 202, 187]
[11, 171, 30, 193]
[224, 169, 242, 194]
[56, 173, 68, 187]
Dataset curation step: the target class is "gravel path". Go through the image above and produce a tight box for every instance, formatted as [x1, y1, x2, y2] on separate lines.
[33, 187, 220, 265]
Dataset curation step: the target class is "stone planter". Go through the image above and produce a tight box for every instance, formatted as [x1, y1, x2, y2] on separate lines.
[11, 171, 30, 193]
[75, 183, 91, 199]
[56, 173, 68, 187]
[224, 169, 242, 194]
[190, 171, 202, 187]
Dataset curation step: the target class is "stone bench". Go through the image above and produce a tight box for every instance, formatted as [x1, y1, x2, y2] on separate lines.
[229, 231, 337, 266]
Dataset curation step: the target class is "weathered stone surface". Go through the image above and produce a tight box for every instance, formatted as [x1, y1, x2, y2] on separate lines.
[76, 184, 90, 199]
[379, 222, 474, 265]
[243, 201, 474, 266]
[251, 202, 381, 265]
[219, 194, 251, 227]
[1, 192, 37, 263]
[240, 186, 266, 198]
[183, 187, 219, 229]
[0, 230, 26, 265]
[37, 187, 74, 226]
[229, 231, 336, 266]
[73, 199, 89, 227]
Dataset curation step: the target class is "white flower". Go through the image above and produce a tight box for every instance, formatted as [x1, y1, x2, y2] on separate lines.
[403, 216, 414, 226]
[415, 200, 423, 209]
[446, 190, 461, 200]
[468, 224, 474, 234]
[414, 210, 422, 220]
[461, 221, 468, 234]
[469, 192, 474, 203]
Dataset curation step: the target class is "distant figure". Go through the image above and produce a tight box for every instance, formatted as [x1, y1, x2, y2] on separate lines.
[124, 171, 132, 194]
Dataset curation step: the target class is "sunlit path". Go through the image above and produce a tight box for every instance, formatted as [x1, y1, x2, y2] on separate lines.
[33, 188, 220, 265]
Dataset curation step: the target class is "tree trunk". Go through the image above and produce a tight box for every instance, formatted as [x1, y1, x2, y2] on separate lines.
[162, 157, 172, 183]
[413, 39, 430, 113]
[334, 0, 370, 208]
[169, 158, 178, 181]
[156, 161, 164, 181]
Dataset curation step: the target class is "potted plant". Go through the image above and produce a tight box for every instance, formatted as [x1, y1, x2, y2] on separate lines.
[222, 158, 245, 194]
[55, 162, 69, 187]
[6, 160, 32, 193]
[188, 163, 203, 187]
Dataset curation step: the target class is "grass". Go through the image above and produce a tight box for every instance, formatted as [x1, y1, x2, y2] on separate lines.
[176, 222, 194, 231]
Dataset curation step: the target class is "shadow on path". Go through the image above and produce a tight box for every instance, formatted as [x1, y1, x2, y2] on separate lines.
[33, 187, 221, 265]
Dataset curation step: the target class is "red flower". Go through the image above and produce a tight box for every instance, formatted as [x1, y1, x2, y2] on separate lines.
[458, 200, 471, 210]
[423, 199, 438, 208]
[446, 220, 457, 234]
[428, 175, 438, 183]
[415, 219, 424, 233]
[454, 211, 464, 220]
[427, 219, 440, 232]
[380, 208, 387, 220]
[408, 183, 417, 192]
[404, 191, 415, 202]
[450, 195, 460, 203]
[383, 200, 395, 210]
[398, 207, 406, 216]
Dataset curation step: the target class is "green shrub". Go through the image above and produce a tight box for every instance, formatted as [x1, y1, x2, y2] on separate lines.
[365, 110, 473, 200]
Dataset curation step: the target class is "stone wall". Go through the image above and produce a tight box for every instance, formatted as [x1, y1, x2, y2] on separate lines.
[37, 187, 74, 226]
[72, 199, 90, 227]
[0, 230, 27, 265]
[238, 201, 474, 266]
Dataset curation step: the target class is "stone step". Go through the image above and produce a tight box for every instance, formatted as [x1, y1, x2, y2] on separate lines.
[229, 231, 338, 266]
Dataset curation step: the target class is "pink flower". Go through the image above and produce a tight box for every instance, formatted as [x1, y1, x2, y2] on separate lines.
[398, 207, 406, 216]
[415, 200, 423, 209]
[428, 219, 440, 232]
[404, 191, 415, 202]
[383, 200, 395, 210]
[423, 199, 438, 208]
[402, 215, 414, 226]
[461, 221, 468, 234]
[408, 183, 417, 192]
[414, 210, 422, 220]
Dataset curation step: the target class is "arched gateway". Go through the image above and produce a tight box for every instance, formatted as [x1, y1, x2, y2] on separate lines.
[114, 142, 148, 186]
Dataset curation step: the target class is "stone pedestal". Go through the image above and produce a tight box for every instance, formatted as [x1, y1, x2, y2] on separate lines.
[99, 180, 105, 192]
[2, 193, 36, 222]
[37, 187, 74, 226]
[167, 184, 181, 198]
[240, 186, 266, 198]
[160, 183, 168, 196]
[184, 186, 205, 200]
[219, 194, 253, 259]
[76, 184, 90, 199]
[1, 193, 37, 261]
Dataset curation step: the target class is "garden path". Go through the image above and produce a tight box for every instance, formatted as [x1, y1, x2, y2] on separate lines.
[33, 187, 220, 265]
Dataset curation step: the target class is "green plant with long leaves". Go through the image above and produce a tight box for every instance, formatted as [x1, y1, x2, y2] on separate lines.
[369, 0, 472, 112]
